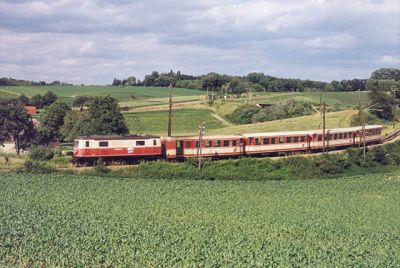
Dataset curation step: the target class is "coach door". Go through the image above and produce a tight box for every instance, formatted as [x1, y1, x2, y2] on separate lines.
[176, 140, 184, 158]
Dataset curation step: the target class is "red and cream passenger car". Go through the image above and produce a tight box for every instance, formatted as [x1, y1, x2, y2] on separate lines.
[73, 135, 162, 162]
[309, 125, 382, 150]
[162, 135, 244, 159]
[242, 131, 312, 155]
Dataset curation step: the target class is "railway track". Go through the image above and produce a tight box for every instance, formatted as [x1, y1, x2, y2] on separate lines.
[382, 129, 400, 143]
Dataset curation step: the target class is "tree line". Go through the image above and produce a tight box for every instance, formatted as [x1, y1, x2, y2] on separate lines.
[112, 68, 400, 95]
[0, 77, 73, 87]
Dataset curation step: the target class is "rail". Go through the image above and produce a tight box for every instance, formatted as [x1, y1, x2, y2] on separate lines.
[382, 129, 400, 143]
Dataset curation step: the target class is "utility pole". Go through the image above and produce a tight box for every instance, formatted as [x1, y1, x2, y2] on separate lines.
[197, 122, 205, 170]
[393, 89, 397, 129]
[322, 101, 326, 153]
[206, 87, 209, 101]
[167, 83, 173, 137]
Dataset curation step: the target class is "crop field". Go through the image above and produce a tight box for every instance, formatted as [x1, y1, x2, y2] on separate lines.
[0, 86, 204, 102]
[124, 108, 224, 135]
[1, 171, 399, 266]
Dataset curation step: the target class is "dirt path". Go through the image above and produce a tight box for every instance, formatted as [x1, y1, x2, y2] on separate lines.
[211, 113, 233, 126]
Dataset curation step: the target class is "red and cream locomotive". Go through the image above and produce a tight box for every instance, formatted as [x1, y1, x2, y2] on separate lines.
[73, 125, 382, 163]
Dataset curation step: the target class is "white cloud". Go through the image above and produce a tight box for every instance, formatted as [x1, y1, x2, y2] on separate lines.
[0, 0, 399, 83]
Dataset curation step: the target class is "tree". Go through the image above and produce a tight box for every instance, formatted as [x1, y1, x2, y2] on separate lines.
[72, 96, 90, 111]
[42, 91, 58, 107]
[86, 95, 129, 135]
[127, 76, 136, 86]
[0, 100, 35, 154]
[17, 94, 30, 105]
[371, 68, 400, 81]
[37, 103, 71, 144]
[31, 94, 44, 108]
[60, 110, 91, 141]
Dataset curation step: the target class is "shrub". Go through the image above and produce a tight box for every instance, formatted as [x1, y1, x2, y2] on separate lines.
[22, 160, 55, 174]
[29, 146, 54, 161]
[94, 158, 110, 174]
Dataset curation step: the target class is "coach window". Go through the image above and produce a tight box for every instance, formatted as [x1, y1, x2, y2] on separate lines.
[263, 138, 269, 145]
[255, 138, 261, 145]
[300, 136, 305, 142]
[136, 140, 145, 146]
[232, 140, 238, 146]
[99, 141, 108, 147]
[223, 140, 229, 147]
[215, 140, 221, 147]
[205, 140, 212, 147]
[339, 133, 343, 139]
[318, 135, 322, 141]
[294, 137, 299, 143]
[333, 134, 337, 140]
[279, 137, 284, 144]
[271, 138, 276, 144]
[286, 137, 291, 143]
[85, 141, 90, 147]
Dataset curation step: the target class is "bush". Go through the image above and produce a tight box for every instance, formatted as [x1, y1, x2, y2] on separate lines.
[29, 146, 54, 161]
[94, 158, 110, 174]
[22, 160, 55, 174]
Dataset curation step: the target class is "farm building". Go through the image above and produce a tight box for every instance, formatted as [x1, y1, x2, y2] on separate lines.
[24, 105, 37, 115]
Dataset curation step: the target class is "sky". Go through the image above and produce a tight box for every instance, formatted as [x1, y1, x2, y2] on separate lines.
[0, 0, 399, 85]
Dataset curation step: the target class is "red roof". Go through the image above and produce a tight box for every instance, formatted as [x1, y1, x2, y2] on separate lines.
[24, 106, 37, 115]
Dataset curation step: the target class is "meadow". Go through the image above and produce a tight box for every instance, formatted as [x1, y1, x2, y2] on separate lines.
[124, 108, 224, 135]
[1, 171, 399, 267]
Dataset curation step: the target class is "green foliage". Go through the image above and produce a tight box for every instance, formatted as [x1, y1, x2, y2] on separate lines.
[38, 102, 71, 143]
[60, 110, 91, 141]
[228, 100, 314, 124]
[30, 91, 58, 108]
[1, 171, 399, 266]
[20, 159, 55, 173]
[370, 68, 400, 80]
[72, 96, 90, 110]
[93, 158, 109, 173]
[29, 146, 54, 161]
[85, 95, 129, 135]
[227, 105, 260, 124]
[0, 99, 35, 154]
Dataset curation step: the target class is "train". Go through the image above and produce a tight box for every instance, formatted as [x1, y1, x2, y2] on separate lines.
[73, 125, 382, 164]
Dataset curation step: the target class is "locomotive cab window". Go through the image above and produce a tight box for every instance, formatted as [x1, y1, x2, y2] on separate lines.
[153, 140, 157, 146]
[136, 140, 145, 146]
[74, 141, 79, 147]
[85, 141, 89, 147]
[99, 141, 108, 147]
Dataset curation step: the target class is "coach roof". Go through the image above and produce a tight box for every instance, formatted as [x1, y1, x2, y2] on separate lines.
[75, 134, 160, 140]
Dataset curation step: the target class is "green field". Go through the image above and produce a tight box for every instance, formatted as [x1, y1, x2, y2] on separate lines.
[124, 108, 224, 135]
[1, 171, 399, 266]
[0, 86, 204, 106]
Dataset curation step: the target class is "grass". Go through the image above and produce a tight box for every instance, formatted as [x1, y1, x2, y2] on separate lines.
[0, 86, 204, 105]
[1, 171, 399, 266]
[124, 108, 224, 135]
[209, 110, 358, 134]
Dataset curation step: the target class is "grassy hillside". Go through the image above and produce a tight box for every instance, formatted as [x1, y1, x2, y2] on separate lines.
[1, 171, 399, 266]
[124, 108, 224, 136]
[0, 85, 204, 104]
[209, 110, 357, 134]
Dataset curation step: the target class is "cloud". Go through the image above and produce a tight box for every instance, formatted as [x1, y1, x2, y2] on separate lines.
[0, 0, 399, 84]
